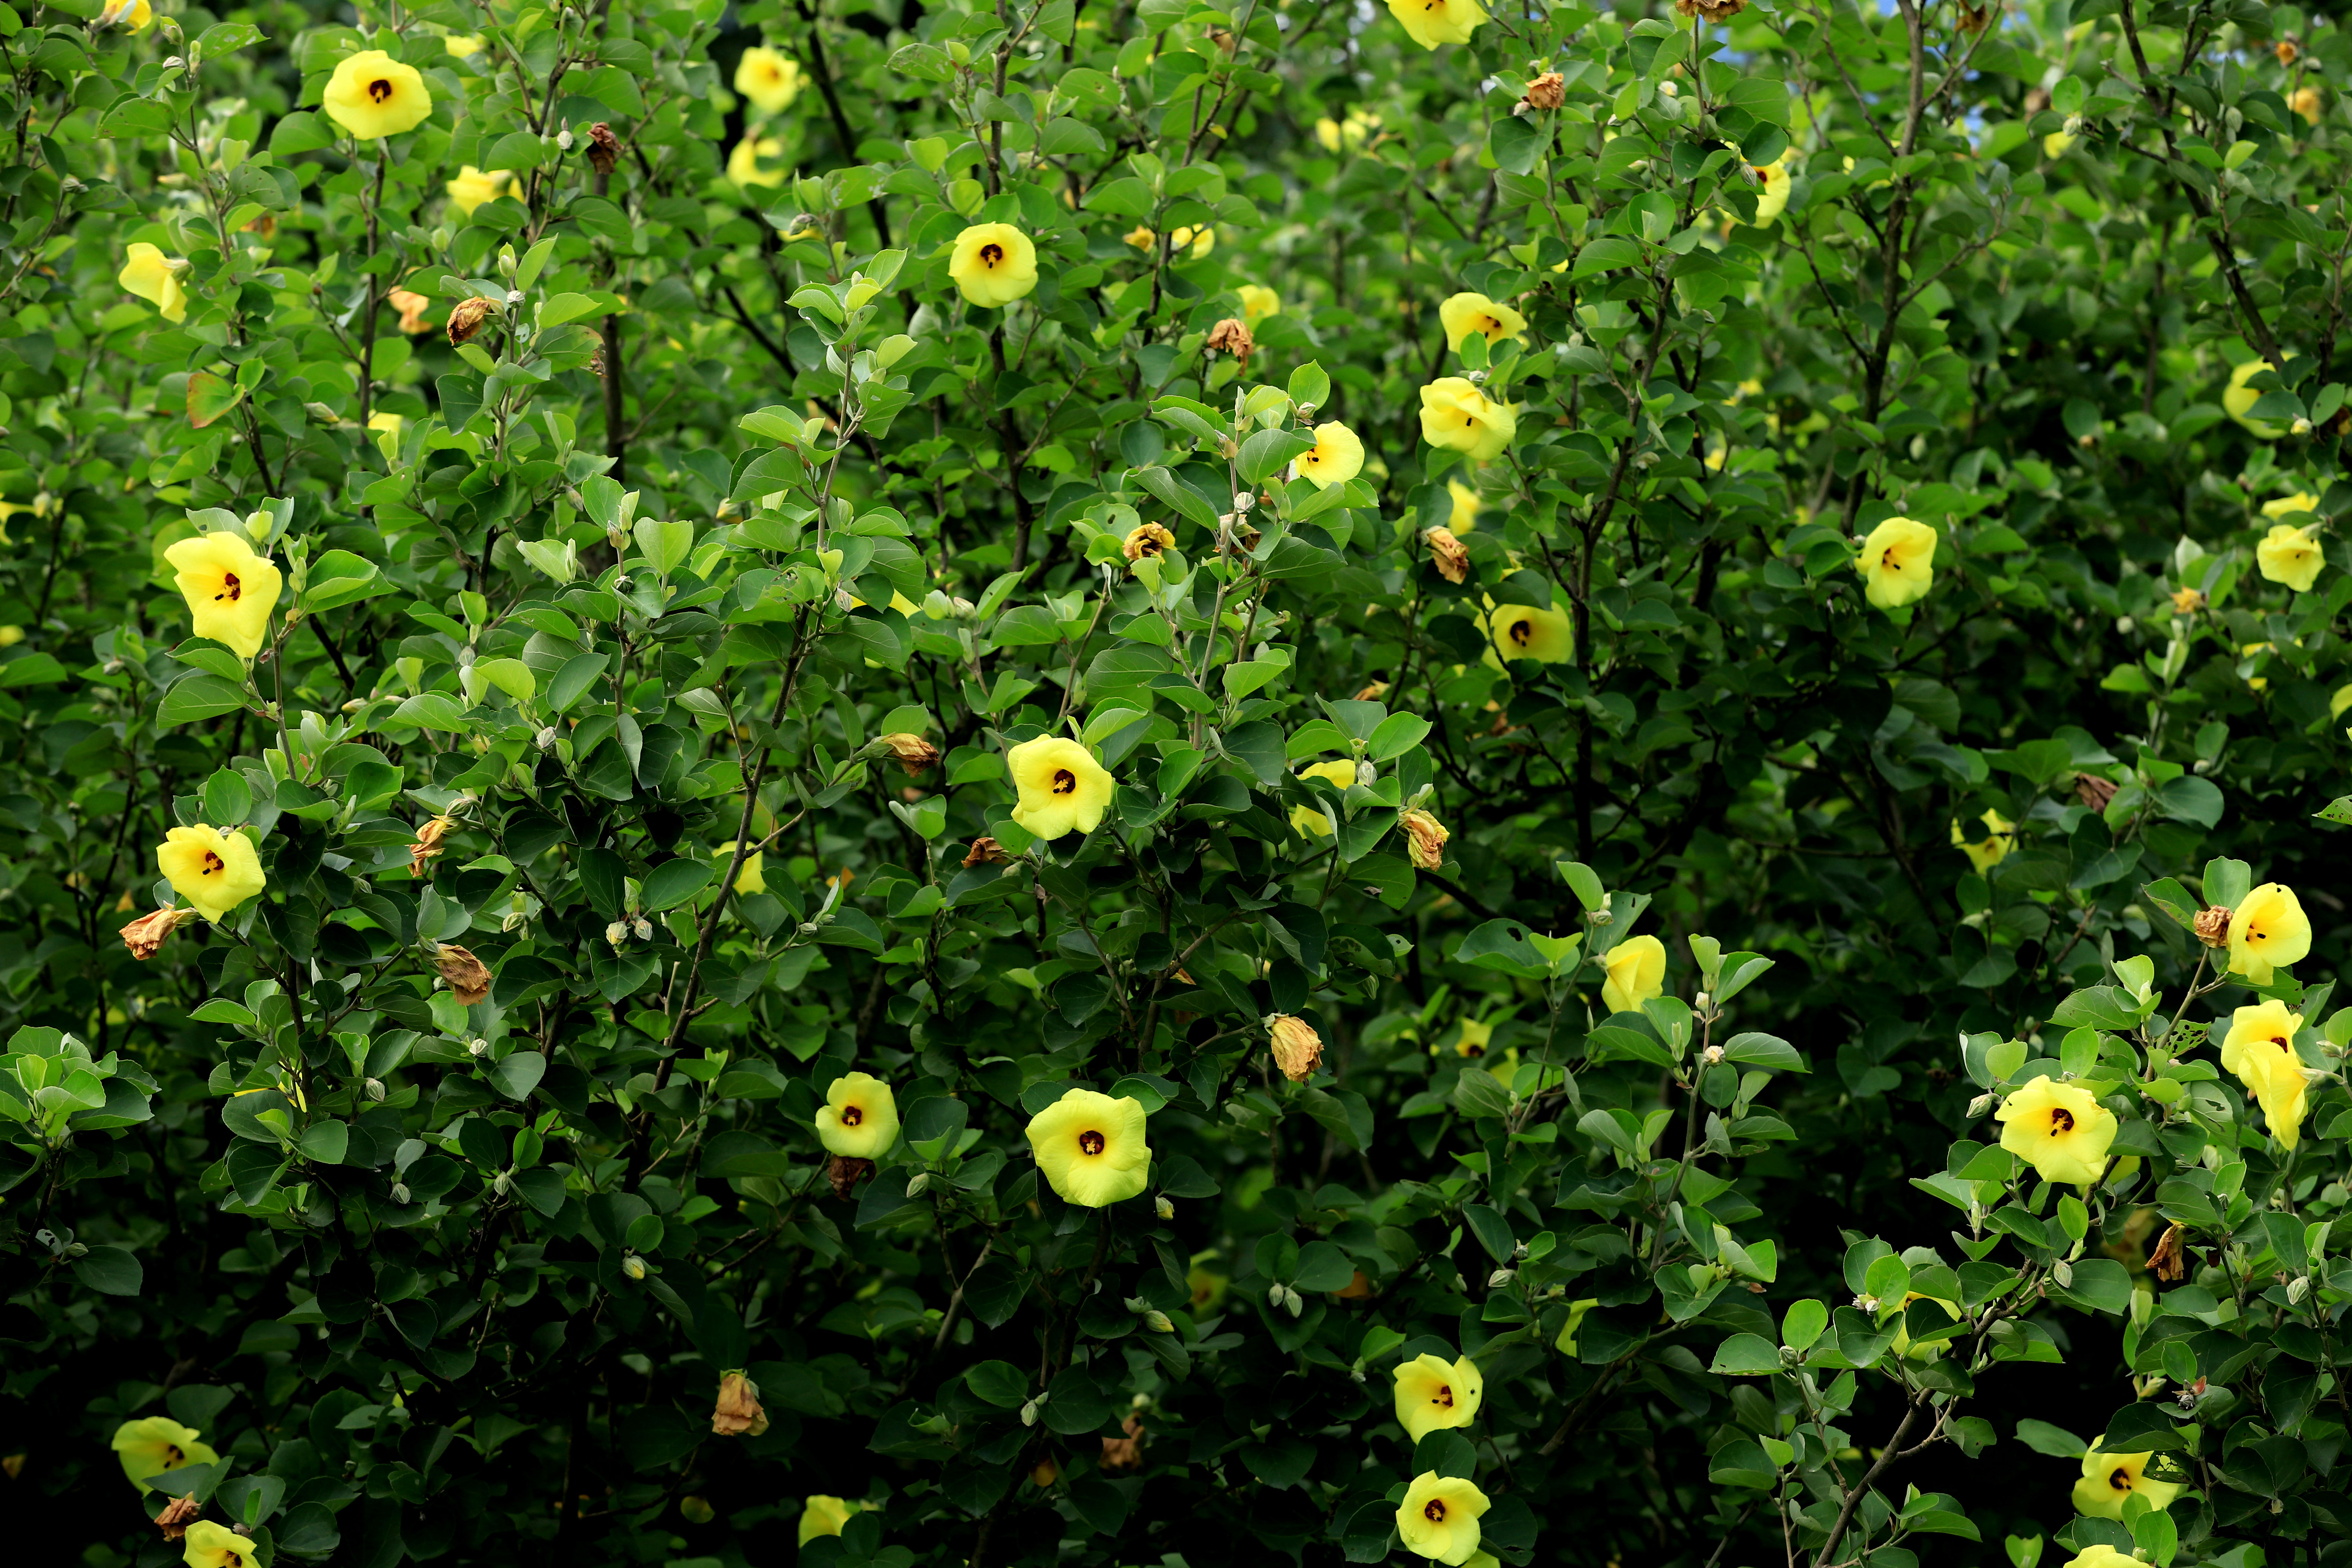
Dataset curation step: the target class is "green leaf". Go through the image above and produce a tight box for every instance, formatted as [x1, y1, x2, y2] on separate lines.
[1709, 1333, 1783, 1375]
[642, 858, 716, 912]
[158, 674, 251, 726]
[72, 1244, 143, 1297]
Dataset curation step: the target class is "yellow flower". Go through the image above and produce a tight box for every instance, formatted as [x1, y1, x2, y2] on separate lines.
[445, 166, 514, 217]
[2264, 492, 2321, 521]
[1025, 1086, 1152, 1207]
[949, 223, 1039, 309]
[731, 849, 766, 896]
[1887, 1292, 1961, 1360]
[728, 136, 788, 188]
[322, 50, 433, 141]
[2256, 524, 2324, 592]
[1600, 934, 1665, 1015]
[98, 0, 151, 31]
[1856, 516, 1937, 609]
[797, 1496, 859, 1546]
[2228, 882, 2311, 985]
[1397, 1472, 1490, 1565]
[2064, 1549, 2141, 1568]
[2220, 999, 2302, 1082]
[1171, 225, 1214, 257]
[1553, 1297, 1600, 1354]
[1393, 1352, 1483, 1442]
[2225, 357, 2293, 439]
[444, 34, 484, 57]
[1437, 292, 1527, 351]
[1452, 1017, 1493, 1058]
[1238, 284, 1281, 325]
[119, 242, 187, 323]
[1315, 108, 1381, 152]
[1747, 157, 1792, 224]
[111, 1416, 216, 1493]
[367, 411, 403, 436]
[1448, 478, 1482, 532]
[735, 46, 804, 115]
[2043, 130, 2077, 158]
[157, 825, 266, 923]
[1387, 0, 1490, 51]
[2291, 87, 2323, 126]
[1006, 735, 1114, 839]
[0, 626, 20, 646]
[813, 1071, 898, 1158]
[1295, 421, 1365, 489]
[2071, 1442, 2182, 1521]
[1289, 759, 1358, 837]
[1995, 1075, 2116, 1185]
[2240, 1029, 2313, 1150]
[183, 1521, 257, 1568]
[1419, 377, 1516, 461]
[165, 531, 283, 659]
[1477, 598, 1574, 666]
[1950, 808, 2014, 874]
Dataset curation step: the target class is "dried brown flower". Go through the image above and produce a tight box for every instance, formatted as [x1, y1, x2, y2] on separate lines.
[2193, 905, 2232, 948]
[1524, 72, 1566, 110]
[1424, 526, 1470, 584]
[588, 122, 622, 177]
[1334, 1269, 1375, 1300]
[1204, 317, 1254, 360]
[156, 1496, 201, 1542]
[1957, 1, 1994, 32]
[388, 288, 432, 335]
[2277, 39, 2301, 66]
[1674, 0, 1747, 20]
[1353, 681, 1390, 701]
[447, 295, 499, 346]
[121, 905, 199, 960]
[431, 942, 493, 1006]
[880, 732, 939, 774]
[963, 837, 1010, 868]
[825, 1154, 873, 1197]
[2171, 586, 2207, 615]
[1267, 1013, 1323, 1082]
[2150, 1221, 2189, 1283]
[1399, 808, 1451, 871]
[1099, 1415, 1146, 1473]
[710, 1371, 769, 1437]
[1123, 522, 1177, 563]
[410, 813, 456, 878]
[2074, 775, 2118, 813]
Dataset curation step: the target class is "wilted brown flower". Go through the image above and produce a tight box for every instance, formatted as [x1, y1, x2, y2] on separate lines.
[1267, 1013, 1323, 1082]
[825, 1153, 873, 1197]
[156, 1496, 201, 1542]
[710, 1371, 769, 1438]
[1123, 522, 1177, 563]
[1399, 807, 1451, 871]
[121, 905, 199, 960]
[963, 836, 1010, 867]
[1674, 0, 1747, 19]
[1031, 1459, 1060, 1487]
[588, 122, 622, 177]
[2278, 39, 2301, 66]
[2150, 1221, 2188, 1282]
[2193, 905, 2231, 948]
[447, 296, 499, 346]
[1353, 681, 1390, 701]
[1524, 72, 1566, 110]
[880, 732, 939, 774]
[1334, 1269, 1375, 1299]
[2171, 586, 2207, 615]
[1099, 1415, 1145, 1473]
[2075, 775, 2118, 812]
[410, 813, 456, 877]
[1957, 0, 1994, 31]
[431, 942, 493, 1006]
[1204, 317, 1254, 360]
[388, 288, 432, 335]
[1424, 526, 1470, 584]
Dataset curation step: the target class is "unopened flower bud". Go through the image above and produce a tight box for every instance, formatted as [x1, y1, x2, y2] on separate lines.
[1853, 1293, 1879, 1313]
[606, 921, 629, 946]
[1156, 1196, 1174, 1220]
[536, 725, 559, 750]
[1487, 1268, 1516, 1288]
[390, 1182, 410, 1204]
[906, 1171, 931, 1196]
[365, 1078, 386, 1101]
[493, 1171, 512, 1196]
[1020, 1398, 1041, 1427]
[1968, 1092, 1995, 1117]
[1143, 1309, 1175, 1333]
[634, 918, 653, 941]
[1702, 1044, 1726, 1066]
[622, 1253, 647, 1280]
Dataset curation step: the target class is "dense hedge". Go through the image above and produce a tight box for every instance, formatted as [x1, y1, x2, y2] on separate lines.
[3, 2, 2352, 1568]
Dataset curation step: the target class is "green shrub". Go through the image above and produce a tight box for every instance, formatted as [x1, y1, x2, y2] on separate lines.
[0, 2, 2349, 1567]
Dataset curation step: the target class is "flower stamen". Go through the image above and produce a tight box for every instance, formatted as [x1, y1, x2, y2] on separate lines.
[2050, 1108, 2075, 1133]
[1078, 1129, 1106, 1156]
[216, 571, 242, 602]
[368, 78, 394, 103]
[1052, 769, 1077, 795]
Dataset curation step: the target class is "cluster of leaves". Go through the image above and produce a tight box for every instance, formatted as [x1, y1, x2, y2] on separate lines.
[0, 0, 2351, 1566]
